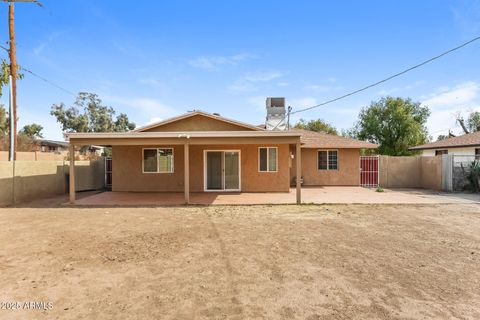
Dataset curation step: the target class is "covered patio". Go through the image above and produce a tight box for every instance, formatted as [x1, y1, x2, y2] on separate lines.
[67, 130, 303, 204]
[71, 187, 480, 206]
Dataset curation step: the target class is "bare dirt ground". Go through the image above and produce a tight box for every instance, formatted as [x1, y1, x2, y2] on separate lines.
[0, 203, 479, 319]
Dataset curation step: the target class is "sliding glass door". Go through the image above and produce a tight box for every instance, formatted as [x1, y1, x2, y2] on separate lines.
[205, 151, 240, 191]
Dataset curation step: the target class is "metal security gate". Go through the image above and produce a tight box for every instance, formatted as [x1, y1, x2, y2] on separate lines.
[105, 157, 112, 190]
[360, 156, 379, 187]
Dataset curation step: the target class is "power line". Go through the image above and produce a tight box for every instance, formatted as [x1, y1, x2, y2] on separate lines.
[429, 127, 451, 135]
[0, 45, 75, 96]
[20, 67, 77, 96]
[291, 35, 480, 115]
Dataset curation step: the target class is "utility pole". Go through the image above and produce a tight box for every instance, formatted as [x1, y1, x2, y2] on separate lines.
[8, 1, 17, 160]
[3, 0, 42, 160]
[287, 106, 292, 130]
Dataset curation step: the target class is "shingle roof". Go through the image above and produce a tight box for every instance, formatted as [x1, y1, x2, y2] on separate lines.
[410, 131, 480, 150]
[38, 139, 69, 147]
[291, 129, 379, 149]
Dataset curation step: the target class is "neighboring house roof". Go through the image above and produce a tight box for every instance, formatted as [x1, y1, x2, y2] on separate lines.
[410, 131, 480, 150]
[134, 110, 264, 132]
[291, 129, 379, 149]
[38, 139, 69, 148]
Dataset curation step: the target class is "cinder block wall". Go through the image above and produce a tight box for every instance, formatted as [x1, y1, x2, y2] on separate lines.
[0, 159, 105, 206]
[379, 155, 442, 190]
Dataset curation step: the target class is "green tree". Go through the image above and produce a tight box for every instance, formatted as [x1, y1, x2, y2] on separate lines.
[294, 118, 338, 135]
[19, 123, 44, 138]
[0, 59, 24, 97]
[1, 60, 24, 134]
[350, 97, 430, 156]
[0, 105, 7, 135]
[437, 134, 449, 141]
[468, 112, 480, 132]
[50, 92, 135, 133]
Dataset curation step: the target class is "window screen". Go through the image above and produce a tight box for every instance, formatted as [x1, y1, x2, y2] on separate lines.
[268, 148, 277, 171]
[318, 151, 328, 170]
[158, 149, 173, 172]
[259, 147, 277, 172]
[143, 148, 174, 173]
[318, 150, 338, 170]
[328, 151, 338, 170]
[259, 148, 268, 171]
[143, 149, 158, 172]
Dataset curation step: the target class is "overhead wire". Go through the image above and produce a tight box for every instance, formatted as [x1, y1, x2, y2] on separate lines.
[290, 35, 480, 115]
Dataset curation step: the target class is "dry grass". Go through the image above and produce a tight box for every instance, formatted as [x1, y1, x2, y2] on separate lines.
[0, 204, 479, 319]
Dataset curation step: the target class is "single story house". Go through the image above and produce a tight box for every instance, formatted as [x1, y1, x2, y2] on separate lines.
[66, 98, 377, 204]
[410, 131, 480, 157]
[37, 139, 70, 153]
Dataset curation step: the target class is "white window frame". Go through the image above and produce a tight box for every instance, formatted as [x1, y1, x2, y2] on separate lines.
[317, 149, 339, 171]
[258, 147, 278, 172]
[142, 147, 174, 173]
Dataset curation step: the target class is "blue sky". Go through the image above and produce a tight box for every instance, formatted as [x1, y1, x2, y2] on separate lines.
[1, 0, 479, 140]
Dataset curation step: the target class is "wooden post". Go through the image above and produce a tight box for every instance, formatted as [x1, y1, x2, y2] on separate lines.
[69, 144, 75, 204]
[184, 142, 190, 204]
[8, 3, 17, 160]
[296, 141, 301, 204]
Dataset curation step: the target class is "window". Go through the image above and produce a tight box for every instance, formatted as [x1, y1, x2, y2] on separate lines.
[475, 148, 480, 159]
[143, 148, 174, 173]
[259, 147, 277, 172]
[318, 150, 338, 170]
[435, 150, 448, 156]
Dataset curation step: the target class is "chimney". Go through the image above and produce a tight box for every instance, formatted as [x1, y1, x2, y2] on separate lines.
[265, 97, 286, 130]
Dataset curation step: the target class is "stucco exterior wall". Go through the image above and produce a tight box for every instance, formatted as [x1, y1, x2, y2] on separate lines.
[379, 156, 421, 188]
[112, 145, 186, 192]
[379, 156, 442, 191]
[112, 144, 290, 192]
[420, 156, 442, 190]
[290, 148, 361, 186]
[0, 162, 13, 206]
[0, 160, 105, 206]
[422, 147, 477, 156]
[0, 151, 66, 161]
[142, 115, 254, 132]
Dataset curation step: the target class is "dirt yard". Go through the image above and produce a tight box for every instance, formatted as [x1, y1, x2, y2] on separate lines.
[0, 203, 479, 319]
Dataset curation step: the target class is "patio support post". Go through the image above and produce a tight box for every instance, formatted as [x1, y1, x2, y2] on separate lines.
[184, 141, 190, 204]
[69, 143, 75, 204]
[296, 141, 301, 204]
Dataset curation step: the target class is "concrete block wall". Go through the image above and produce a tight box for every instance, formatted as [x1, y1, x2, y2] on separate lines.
[0, 159, 105, 206]
[379, 155, 442, 191]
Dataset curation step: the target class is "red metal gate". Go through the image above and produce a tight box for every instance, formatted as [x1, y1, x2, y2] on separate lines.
[360, 156, 379, 187]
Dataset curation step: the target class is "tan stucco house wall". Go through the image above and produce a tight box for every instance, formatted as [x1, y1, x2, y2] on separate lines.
[290, 148, 361, 186]
[112, 143, 290, 193]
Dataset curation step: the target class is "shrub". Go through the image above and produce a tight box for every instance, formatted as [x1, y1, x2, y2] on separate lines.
[466, 160, 480, 192]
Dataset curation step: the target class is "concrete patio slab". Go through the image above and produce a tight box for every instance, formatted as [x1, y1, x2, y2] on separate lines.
[72, 187, 480, 206]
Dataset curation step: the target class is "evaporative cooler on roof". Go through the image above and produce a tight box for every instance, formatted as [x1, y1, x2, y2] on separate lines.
[265, 97, 286, 131]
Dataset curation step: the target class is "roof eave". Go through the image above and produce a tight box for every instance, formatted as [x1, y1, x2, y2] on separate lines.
[410, 143, 480, 151]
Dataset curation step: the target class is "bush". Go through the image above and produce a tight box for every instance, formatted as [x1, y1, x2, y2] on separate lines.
[466, 160, 480, 192]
